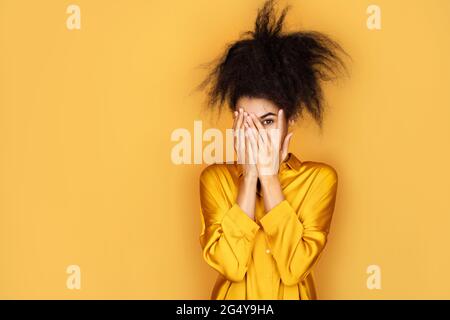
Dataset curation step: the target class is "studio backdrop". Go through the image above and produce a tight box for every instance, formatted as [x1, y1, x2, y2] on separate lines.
[1, 0, 449, 299]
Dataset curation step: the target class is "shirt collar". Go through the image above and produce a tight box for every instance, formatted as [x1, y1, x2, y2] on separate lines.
[234, 152, 302, 178]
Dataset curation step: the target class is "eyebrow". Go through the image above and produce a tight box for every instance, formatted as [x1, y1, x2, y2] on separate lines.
[259, 112, 277, 120]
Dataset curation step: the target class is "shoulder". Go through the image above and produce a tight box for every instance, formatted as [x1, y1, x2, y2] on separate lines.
[301, 160, 338, 185]
[199, 163, 234, 185]
[298, 161, 338, 208]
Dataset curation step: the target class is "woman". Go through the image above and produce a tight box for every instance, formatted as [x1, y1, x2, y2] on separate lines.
[196, 0, 348, 300]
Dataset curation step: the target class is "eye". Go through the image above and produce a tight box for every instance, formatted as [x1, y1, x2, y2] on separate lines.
[262, 119, 274, 126]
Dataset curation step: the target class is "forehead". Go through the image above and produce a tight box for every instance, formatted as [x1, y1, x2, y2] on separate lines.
[236, 96, 279, 116]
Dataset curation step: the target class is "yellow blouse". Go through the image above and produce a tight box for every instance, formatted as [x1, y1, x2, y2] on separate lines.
[199, 152, 338, 300]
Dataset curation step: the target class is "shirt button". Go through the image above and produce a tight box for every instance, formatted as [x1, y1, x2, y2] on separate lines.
[265, 249, 271, 254]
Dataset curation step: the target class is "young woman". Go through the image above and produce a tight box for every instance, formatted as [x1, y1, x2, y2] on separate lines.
[196, 0, 348, 300]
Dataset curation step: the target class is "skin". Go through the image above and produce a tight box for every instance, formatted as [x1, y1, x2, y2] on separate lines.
[233, 96, 294, 220]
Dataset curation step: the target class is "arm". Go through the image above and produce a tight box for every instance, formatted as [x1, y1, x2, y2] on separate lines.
[259, 174, 285, 212]
[236, 173, 258, 219]
[259, 167, 338, 286]
[236, 108, 259, 219]
[199, 167, 260, 282]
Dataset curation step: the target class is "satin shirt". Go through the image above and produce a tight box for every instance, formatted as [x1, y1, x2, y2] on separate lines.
[199, 152, 338, 300]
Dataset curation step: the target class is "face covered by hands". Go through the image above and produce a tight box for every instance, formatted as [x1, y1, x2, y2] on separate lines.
[235, 108, 293, 178]
[233, 108, 258, 178]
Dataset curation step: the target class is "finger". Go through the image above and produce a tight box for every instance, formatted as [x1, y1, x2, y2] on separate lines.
[245, 122, 259, 162]
[232, 111, 238, 151]
[235, 109, 245, 136]
[232, 110, 238, 131]
[237, 116, 246, 164]
[235, 108, 244, 131]
[244, 123, 256, 165]
[276, 108, 286, 141]
[277, 109, 286, 134]
[246, 114, 268, 162]
[281, 132, 293, 162]
[233, 109, 244, 153]
[249, 113, 269, 146]
[244, 114, 259, 148]
[249, 113, 275, 168]
[245, 114, 258, 136]
[253, 126, 270, 167]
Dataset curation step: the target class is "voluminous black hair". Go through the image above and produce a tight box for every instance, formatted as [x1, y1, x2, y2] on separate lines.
[194, 0, 349, 128]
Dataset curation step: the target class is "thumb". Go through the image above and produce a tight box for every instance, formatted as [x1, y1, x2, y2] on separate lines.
[281, 132, 293, 162]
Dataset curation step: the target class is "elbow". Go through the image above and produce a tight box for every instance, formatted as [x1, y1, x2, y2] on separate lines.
[201, 248, 248, 283]
[222, 267, 247, 283]
[279, 240, 329, 286]
[279, 263, 316, 286]
[280, 272, 304, 287]
[208, 260, 248, 283]
[279, 268, 316, 286]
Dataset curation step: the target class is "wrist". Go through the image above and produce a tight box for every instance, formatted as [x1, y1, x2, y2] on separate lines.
[242, 172, 258, 183]
[259, 174, 279, 185]
[259, 174, 285, 211]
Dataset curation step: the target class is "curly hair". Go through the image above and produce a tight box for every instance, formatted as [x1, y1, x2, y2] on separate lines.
[194, 0, 349, 129]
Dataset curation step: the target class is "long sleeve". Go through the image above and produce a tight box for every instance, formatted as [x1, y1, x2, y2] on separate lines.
[199, 166, 260, 282]
[259, 166, 338, 286]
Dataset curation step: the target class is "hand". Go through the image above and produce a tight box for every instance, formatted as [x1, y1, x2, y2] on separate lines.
[278, 109, 294, 165]
[244, 109, 293, 177]
[233, 108, 258, 179]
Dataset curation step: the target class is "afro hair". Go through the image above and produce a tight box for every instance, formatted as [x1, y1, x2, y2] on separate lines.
[194, 0, 349, 128]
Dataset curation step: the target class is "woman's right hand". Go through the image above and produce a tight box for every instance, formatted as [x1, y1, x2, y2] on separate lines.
[233, 108, 258, 179]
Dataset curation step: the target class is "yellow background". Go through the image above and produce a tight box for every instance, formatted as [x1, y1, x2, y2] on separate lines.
[1, 0, 450, 299]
